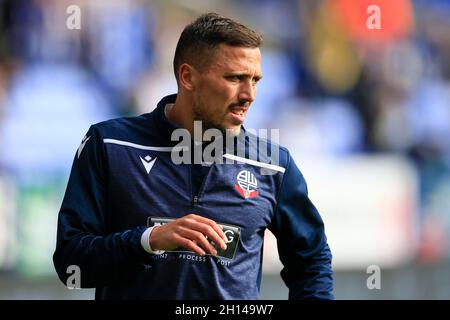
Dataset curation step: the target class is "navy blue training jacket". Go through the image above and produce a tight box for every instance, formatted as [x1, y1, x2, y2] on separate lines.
[53, 94, 334, 299]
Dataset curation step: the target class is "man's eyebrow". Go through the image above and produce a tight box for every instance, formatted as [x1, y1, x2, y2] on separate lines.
[224, 72, 263, 79]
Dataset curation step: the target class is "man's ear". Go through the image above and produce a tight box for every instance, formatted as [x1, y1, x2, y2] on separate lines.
[178, 64, 197, 92]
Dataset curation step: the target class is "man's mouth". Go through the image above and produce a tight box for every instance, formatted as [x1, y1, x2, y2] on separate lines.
[230, 107, 246, 116]
[229, 103, 248, 115]
[228, 104, 248, 124]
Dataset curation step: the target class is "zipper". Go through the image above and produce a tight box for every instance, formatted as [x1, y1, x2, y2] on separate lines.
[190, 139, 220, 206]
[190, 164, 213, 206]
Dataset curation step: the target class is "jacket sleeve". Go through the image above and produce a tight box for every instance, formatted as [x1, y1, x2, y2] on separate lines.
[269, 152, 334, 300]
[53, 125, 149, 288]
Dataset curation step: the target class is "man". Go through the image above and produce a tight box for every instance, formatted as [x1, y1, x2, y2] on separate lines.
[53, 12, 334, 300]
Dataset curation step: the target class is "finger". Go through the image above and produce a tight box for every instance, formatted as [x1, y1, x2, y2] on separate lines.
[173, 233, 206, 256]
[186, 215, 228, 248]
[197, 224, 227, 251]
[183, 219, 227, 250]
[187, 214, 226, 238]
[178, 227, 218, 256]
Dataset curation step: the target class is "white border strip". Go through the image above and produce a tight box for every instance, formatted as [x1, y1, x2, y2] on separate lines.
[103, 139, 285, 172]
[223, 153, 285, 173]
[103, 139, 175, 152]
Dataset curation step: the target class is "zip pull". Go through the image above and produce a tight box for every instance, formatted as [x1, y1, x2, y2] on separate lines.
[193, 196, 199, 206]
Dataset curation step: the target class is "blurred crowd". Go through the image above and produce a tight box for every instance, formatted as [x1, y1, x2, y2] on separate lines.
[1, 0, 450, 275]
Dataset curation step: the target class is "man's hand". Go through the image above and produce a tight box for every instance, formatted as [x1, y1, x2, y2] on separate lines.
[149, 214, 228, 256]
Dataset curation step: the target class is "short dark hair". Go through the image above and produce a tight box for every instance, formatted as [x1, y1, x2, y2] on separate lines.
[173, 13, 263, 83]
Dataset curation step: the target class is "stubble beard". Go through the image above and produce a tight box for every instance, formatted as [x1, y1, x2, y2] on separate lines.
[192, 102, 242, 137]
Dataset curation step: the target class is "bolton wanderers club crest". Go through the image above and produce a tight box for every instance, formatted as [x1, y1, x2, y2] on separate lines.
[234, 170, 259, 199]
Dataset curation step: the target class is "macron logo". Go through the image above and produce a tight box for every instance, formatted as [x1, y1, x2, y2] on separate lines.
[140, 155, 157, 174]
[77, 135, 90, 159]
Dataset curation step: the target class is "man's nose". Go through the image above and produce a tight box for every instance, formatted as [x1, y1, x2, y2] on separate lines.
[238, 80, 256, 103]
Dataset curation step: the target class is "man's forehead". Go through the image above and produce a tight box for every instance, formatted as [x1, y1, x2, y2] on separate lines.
[210, 45, 261, 72]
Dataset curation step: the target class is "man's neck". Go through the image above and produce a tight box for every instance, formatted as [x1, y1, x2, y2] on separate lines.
[166, 93, 196, 137]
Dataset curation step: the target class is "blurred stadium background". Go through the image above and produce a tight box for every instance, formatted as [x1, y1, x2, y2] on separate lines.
[1, 0, 450, 299]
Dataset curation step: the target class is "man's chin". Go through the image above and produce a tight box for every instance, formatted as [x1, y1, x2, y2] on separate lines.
[223, 125, 242, 137]
[201, 121, 241, 137]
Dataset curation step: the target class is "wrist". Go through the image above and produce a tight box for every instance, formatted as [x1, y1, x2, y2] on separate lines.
[141, 226, 165, 254]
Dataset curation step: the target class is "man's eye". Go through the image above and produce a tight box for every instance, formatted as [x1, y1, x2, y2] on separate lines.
[227, 76, 241, 81]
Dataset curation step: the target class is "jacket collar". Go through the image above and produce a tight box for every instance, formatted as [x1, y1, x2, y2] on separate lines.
[152, 94, 249, 155]
[154, 93, 180, 132]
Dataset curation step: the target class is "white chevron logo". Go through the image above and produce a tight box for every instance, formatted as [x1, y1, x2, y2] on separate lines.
[77, 135, 90, 159]
[140, 155, 157, 174]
